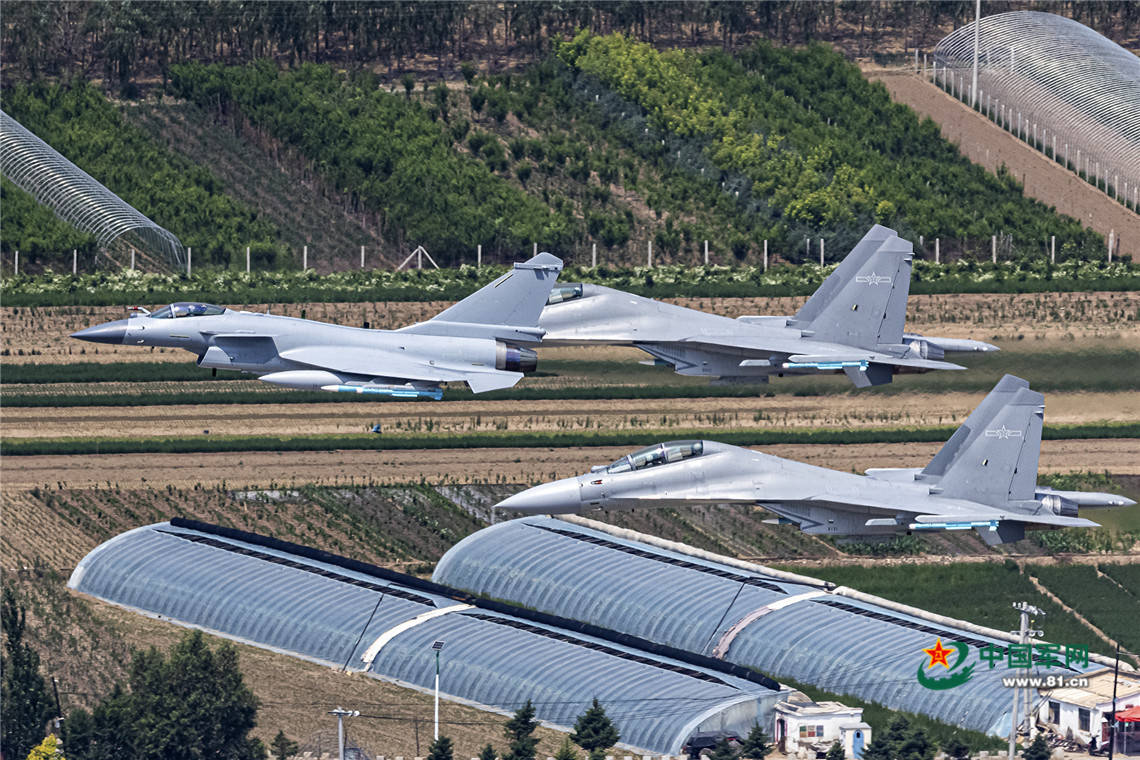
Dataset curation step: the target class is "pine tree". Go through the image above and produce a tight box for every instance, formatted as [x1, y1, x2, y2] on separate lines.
[739, 724, 772, 760]
[860, 736, 894, 760]
[1, 587, 53, 760]
[897, 727, 934, 760]
[709, 738, 738, 760]
[571, 699, 619, 755]
[942, 736, 970, 760]
[504, 701, 539, 760]
[554, 737, 580, 760]
[428, 736, 455, 760]
[270, 730, 299, 760]
[825, 740, 845, 760]
[479, 744, 497, 760]
[26, 733, 66, 759]
[1022, 734, 1051, 760]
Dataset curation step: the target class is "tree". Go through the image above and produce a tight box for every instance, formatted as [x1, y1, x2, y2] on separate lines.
[825, 740, 845, 760]
[401, 73, 415, 98]
[1022, 734, 1051, 760]
[942, 735, 970, 760]
[553, 738, 579, 760]
[270, 731, 299, 760]
[570, 699, 619, 756]
[428, 736, 455, 760]
[26, 733, 66, 759]
[739, 725, 772, 760]
[479, 744, 497, 760]
[709, 738, 738, 760]
[63, 630, 265, 760]
[2, 587, 53, 760]
[897, 728, 934, 760]
[503, 701, 539, 760]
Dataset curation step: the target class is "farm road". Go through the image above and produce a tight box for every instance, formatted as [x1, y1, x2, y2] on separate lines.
[870, 69, 1140, 258]
[5, 439, 1137, 492]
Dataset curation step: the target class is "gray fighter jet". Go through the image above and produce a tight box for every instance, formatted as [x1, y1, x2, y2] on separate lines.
[497, 375, 1133, 544]
[72, 253, 563, 399]
[539, 225, 997, 388]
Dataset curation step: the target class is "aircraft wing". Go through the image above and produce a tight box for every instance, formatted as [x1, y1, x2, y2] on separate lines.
[279, 346, 523, 392]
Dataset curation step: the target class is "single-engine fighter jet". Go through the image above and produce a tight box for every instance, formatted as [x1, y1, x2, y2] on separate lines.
[72, 252, 563, 400]
[539, 225, 997, 389]
[497, 375, 1134, 544]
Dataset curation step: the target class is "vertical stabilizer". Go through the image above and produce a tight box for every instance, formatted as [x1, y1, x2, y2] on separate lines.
[791, 228, 913, 349]
[924, 377, 1044, 505]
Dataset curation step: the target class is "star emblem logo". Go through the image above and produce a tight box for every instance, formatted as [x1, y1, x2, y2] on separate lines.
[923, 638, 954, 670]
[984, 426, 1023, 440]
[855, 271, 892, 286]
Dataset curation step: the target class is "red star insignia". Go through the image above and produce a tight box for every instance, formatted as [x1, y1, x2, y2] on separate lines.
[923, 638, 953, 670]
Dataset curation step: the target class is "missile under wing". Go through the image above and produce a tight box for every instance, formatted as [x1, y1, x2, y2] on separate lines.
[539, 225, 997, 389]
[497, 375, 1133, 544]
[72, 252, 564, 399]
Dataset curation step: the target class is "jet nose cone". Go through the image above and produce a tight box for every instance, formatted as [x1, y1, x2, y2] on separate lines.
[1117, 496, 1137, 507]
[71, 319, 130, 345]
[496, 477, 582, 515]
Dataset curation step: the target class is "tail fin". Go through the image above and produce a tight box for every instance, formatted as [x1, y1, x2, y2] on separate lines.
[400, 252, 563, 342]
[922, 375, 1044, 505]
[790, 225, 912, 349]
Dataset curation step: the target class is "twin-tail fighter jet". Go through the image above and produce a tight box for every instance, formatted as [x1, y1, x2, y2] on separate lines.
[538, 225, 997, 388]
[72, 253, 564, 400]
[497, 375, 1133, 544]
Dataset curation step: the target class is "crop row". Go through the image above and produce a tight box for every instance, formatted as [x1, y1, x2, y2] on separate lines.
[3, 257, 1136, 307]
[1028, 565, 1140, 655]
[3, 422, 1136, 457]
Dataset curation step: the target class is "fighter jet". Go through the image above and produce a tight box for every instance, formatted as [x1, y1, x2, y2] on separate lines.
[497, 375, 1133, 544]
[539, 225, 997, 389]
[72, 253, 563, 400]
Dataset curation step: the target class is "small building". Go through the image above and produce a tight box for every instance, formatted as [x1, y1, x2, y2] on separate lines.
[774, 692, 871, 759]
[1038, 668, 1140, 749]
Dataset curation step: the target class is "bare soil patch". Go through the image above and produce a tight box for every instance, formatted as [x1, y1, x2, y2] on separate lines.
[4, 291, 1137, 364]
[5, 439, 1136, 494]
[4, 391, 1135, 440]
[869, 70, 1140, 258]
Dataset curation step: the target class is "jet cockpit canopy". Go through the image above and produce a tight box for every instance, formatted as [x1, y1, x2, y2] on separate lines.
[546, 284, 584, 305]
[605, 440, 705, 474]
[149, 302, 227, 319]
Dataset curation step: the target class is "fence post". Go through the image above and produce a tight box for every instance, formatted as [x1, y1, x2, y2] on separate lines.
[763, 240, 768, 272]
[533, 242, 538, 257]
[361, 245, 365, 269]
[805, 237, 810, 259]
[819, 238, 824, 266]
[477, 244, 482, 269]
[647, 240, 653, 268]
[73, 249, 77, 275]
[131, 248, 136, 270]
[1108, 230, 1114, 263]
[1050, 235, 1055, 265]
[14, 249, 18, 275]
[303, 245, 308, 271]
[592, 243, 597, 268]
[187, 246, 192, 276]
[703, 239, 708, 266]
[935, 238, 940, 264]
[246, 246, 251, 273]
[992, 234, 997, 264]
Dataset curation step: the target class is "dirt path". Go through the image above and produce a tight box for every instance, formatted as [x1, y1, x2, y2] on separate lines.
[869, 70, 1140, 258]
[5, 291, 1136, 364]
[5, 439, 1137, 492]
[4, 391, 1135, 439]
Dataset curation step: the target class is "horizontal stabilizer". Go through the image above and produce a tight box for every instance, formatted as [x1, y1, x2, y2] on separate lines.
[465, 371, 523, 393]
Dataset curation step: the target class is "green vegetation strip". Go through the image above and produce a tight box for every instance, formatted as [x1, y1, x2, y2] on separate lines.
[3, 423, 1135, 457]
[1027, 564, 1140, 655]
[4, 259, 1138, 307]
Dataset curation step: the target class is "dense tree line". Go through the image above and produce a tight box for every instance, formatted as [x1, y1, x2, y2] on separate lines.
[1, 178, 96, 261]
[560, 32, 1102, 258]
[170, 61, 572, 261]
[3, 2, 1135, 94]
[2, 81, 286, 268]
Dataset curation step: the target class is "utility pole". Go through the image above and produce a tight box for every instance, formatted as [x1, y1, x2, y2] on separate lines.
[1009, 602, 1046, 759]
[971, 0, 982, 109]
[432, 640, 445, 741]
[329, 707, 358, 760]
[1109, 643, 1120, 760]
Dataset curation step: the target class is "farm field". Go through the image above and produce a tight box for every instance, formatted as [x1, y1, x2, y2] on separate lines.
[5, 290, 1137, 364]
